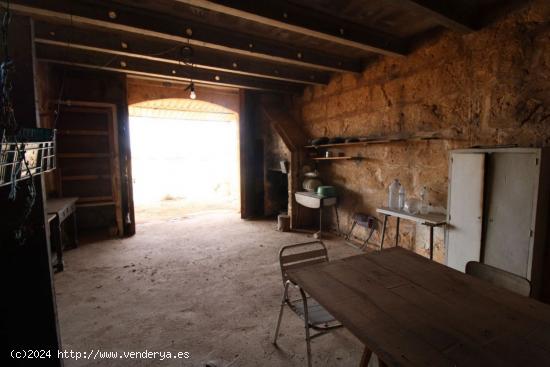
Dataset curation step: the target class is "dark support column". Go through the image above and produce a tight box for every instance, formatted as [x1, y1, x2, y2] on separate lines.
[1, 16, 62, 367]
[239, 90, 264, 219]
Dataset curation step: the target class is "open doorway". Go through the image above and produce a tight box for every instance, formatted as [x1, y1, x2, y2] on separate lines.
[129, 98, 240, 223]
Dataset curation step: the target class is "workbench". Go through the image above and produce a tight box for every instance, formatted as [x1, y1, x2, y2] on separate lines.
[376, 207, 446, 260]
[46, 197, 79, 272]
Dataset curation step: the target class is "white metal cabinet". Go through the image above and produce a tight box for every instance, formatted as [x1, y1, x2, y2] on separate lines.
[445, 153, 485, 272]
[446, 148, 550, 298]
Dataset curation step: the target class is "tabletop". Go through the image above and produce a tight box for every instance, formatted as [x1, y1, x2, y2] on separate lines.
[287, 247, 550, 366]
[46, 197, 78, 214]
[377, 207, 446, 225]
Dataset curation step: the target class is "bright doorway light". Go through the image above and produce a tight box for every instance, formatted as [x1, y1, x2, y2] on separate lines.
[129, 99, 239, 223]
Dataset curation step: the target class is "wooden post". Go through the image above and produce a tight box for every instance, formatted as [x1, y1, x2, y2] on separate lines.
[2, 16, 62, 366]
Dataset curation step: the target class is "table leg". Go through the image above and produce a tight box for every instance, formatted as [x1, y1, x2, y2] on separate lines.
[52, 217, 63, 272]
[72, 211, 79, 248]
[429, 225, 434, 260]
[346, 221, 356, 240]
[314, 207, 322, 239]
[380, 215, 388, 251]
[334, 205, 340, 236]
[359, 346, 372, 367]
[395, 217, 400, 247]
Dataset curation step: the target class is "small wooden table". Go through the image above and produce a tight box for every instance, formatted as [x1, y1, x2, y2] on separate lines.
[46, 197, 79, 272]
[377, 207, 446, 259]
[287, 247, 550, 367]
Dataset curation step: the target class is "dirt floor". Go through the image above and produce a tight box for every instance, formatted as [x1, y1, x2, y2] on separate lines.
[54, 212, 367, 366]
[133, 197, 238, 224]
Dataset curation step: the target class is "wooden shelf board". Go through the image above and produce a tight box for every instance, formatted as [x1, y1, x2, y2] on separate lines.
[77, 201, 115, 208]
[61, 175, 111, 181]
[305, 139, 407, 149]
[58, 130, 109, 136]
[305, 133, 450, 149]
[76, 196, 113, 203]
[57, 153, 110, 158]
[312, 156, 363, 161]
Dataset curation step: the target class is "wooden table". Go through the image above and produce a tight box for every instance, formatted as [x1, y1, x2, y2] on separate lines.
[377, 207, 446, 259]
[287, 247, 550, 366]
[46, 197, 79, 271]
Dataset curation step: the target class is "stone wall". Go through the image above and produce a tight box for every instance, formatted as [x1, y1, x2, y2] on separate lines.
[291, 0, 550, 261]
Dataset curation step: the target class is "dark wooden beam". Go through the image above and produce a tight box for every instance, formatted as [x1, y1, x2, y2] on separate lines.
[6, 0, 361, 73]
[34, 21, 329, 85]
[35, 43, 304, 93]
[399, 0, 476, 33]
[175, 0, 407, 56]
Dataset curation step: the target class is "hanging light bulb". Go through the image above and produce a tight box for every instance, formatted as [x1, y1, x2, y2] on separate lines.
[189, 82, 197, 100]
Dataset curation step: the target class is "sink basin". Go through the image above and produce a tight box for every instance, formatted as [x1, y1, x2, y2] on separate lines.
[295, 191, 337, 209]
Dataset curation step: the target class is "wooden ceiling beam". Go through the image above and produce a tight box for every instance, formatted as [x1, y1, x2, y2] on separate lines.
[175, 0, 407, 57]
[6, 0, 361, 73]
[35, 44, 304, 93]
[34, 22, 329, 85]
[398, 0, 476, 33]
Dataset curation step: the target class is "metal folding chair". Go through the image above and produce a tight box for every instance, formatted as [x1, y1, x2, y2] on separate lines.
[466, 261, 531, 297]
[345, 213, 375, 251]
[273, 240, 342, 367]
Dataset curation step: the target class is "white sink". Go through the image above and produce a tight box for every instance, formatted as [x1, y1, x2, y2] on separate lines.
[295, 191, 337, 209]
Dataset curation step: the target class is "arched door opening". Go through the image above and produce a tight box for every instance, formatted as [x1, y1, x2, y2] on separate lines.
[129, 98, 240, 224]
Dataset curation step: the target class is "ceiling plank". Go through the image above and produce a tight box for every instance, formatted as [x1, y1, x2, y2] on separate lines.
[34, 22, 329, 85]
[6, 0, 361, 73]
[174, 0, 407, 57]
[35, 43, 304, 93]
[398, 0, 476, 33]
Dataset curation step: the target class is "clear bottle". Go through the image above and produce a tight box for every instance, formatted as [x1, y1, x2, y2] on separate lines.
[388, 179, 400, 209]
[398, 184, 406, 210]
[419, 186, 429, 214]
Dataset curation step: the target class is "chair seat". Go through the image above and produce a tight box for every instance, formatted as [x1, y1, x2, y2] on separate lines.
[288, 298, 338, 326]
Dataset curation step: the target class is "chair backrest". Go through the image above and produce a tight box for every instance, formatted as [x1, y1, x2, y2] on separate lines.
[465, 261, 531, 297]
[278, 240, 329, 284]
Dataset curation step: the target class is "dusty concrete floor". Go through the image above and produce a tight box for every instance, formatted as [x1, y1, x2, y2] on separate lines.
[54, 212, 364, 366]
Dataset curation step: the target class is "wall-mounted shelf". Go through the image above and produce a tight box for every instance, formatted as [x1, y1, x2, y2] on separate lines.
[306, 140, 397, 149]
[57, 153, 110, 158]
[57, 130, 109, 136]
[305, 132, 453, 150]
[312, 156, 363, 161]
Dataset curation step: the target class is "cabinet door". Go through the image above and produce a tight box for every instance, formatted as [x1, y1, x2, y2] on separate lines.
[446, 153, 486, 272]
[483, 153, 537, 279]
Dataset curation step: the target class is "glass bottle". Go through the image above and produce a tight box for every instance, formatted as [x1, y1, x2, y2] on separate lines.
[388, 179, 400, 209]
[398, 184, 405, 210]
